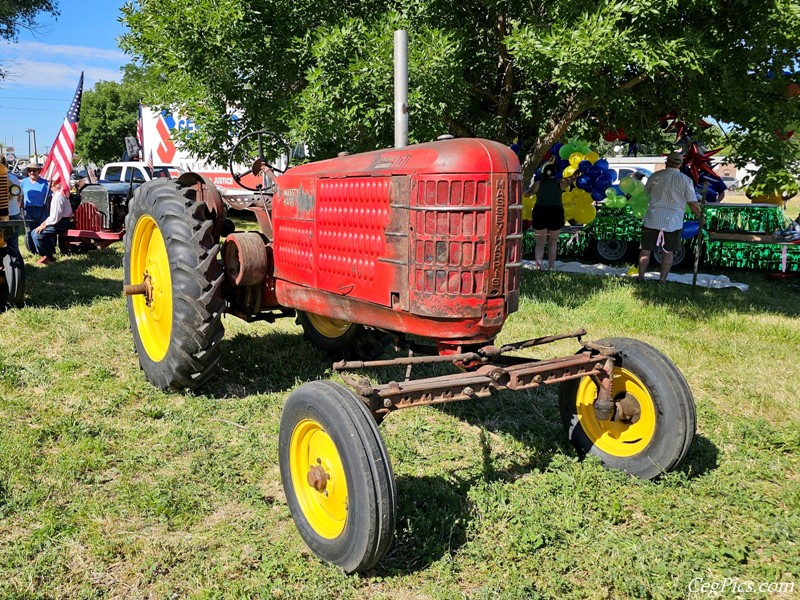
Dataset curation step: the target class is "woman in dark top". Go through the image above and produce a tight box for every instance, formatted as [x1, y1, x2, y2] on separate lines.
[530, 163, 570, 270]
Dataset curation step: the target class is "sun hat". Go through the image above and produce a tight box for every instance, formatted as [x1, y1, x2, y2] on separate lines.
[666, 152, 683, 167]
[25, 160, 42, 172]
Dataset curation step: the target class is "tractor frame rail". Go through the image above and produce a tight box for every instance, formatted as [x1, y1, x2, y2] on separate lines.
[336, 330, 618, 419]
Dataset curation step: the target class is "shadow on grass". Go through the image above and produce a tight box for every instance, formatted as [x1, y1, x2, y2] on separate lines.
[202, 330, 335, 398]
[678, 433, 719, 479]
[21, 247, 123, 309]
[519, 265, 800, 320]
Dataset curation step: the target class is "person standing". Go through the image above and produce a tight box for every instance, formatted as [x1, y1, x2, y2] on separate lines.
[638, 152, 703, 283]
[0, 155, 22, 253]
[20, 161, 50, 250]
[529, 163, 569, 270]
[31, 179, 73, 265]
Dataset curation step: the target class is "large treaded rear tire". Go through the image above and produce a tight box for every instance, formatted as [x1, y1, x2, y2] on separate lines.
[123, 180, 224, 390]
[0, 246, 25, 310]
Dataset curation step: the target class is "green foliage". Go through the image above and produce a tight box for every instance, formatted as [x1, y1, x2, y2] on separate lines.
[118, 0, 800, 183]
[75, 79, 140, 165]
[0, 0, 58, 41]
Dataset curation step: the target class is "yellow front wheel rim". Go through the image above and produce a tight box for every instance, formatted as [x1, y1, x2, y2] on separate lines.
[130, 215, 173, 362]
[575, 367, 656, 457]
[289, 419, 348, 539]
[306, 313, 353, 339]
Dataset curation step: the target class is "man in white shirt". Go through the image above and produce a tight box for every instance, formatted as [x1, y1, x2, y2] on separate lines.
[638, 152, 703, 283]
[31, 179, 73, 265]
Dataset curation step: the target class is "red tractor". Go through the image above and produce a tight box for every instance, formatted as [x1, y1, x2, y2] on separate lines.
[123, 134, 695, 573]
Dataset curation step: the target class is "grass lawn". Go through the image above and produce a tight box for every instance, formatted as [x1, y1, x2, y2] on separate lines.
[0, 238, 798, 599]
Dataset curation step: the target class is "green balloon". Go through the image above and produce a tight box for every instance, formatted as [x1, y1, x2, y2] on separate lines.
[559, 144, 574, 159]
[619, 176, 637, 194]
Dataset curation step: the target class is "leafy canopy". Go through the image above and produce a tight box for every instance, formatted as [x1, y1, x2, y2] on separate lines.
[119, 0, 800, 185]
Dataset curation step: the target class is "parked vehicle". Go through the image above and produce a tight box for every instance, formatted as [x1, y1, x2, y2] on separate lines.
[0, 162, 25, 309]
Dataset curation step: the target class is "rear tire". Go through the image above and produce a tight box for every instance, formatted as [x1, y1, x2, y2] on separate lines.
[559, 337, 695, 480]
[123, 180, 225, 390]
[296, 311, 391, 361]
[279, 381, 396, 573]
[0, 246, 25, 310]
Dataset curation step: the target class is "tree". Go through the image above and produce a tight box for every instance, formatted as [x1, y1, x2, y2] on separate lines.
[119, 0, 800, 184]
[74, 65, 149, 165]
[0, 0, 59, 79]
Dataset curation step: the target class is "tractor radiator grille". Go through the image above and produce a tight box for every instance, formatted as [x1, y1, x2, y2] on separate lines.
[0, 170, 8, 219]
[410, 174, 522, 317]
[73, 202, 105, 231]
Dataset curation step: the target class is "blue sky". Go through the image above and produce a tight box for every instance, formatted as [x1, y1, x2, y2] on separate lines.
[0, 1, 128, 161]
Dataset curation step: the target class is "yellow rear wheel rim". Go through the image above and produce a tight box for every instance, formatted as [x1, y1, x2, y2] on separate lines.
[575, 367, 656, 457]
[130, 215, 172, 361]
[289, 419, 348, 539]
[306, 313, 353, 339]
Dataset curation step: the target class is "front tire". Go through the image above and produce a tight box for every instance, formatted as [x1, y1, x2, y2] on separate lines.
[591, 238, 630, 264]
[123, 180, 225, 390]
[653, 243, 690, 268]
[279, 381, 396, 573]
[296, 311, 391, 361]
[559, 337, 695, 480]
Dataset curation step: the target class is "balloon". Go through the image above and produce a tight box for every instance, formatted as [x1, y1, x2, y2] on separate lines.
[559, 144, 574, 159]
[568, 152, 584, 167]
[594, 158, 609, 170]
[563, 203, 575, 221]
[596, 174, 613, 189]
[573, 203, 597, 224]
[629, 179, 645, 196]
[588, 165, 604, 180]
[584, 151, 600, 164]
[615, 195, 627, 207]
[591, 189, 606, 202]
[632, 207, 647, 218]
[607, 169, 617, 181]
[578, 160, 592, 174]
[681, 221, 700, 239]
[605, 187, 618, 200]
[574, 190, 593, 205]
[576, 175, 591, 190]
[562, 165, 577, 178]
[604, 130, 618, 142]
[551, 142, 563, 154]
[619, 177, 637, 195]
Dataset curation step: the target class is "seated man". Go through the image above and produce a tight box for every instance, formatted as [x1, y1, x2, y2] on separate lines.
[31, 179, 73, 265]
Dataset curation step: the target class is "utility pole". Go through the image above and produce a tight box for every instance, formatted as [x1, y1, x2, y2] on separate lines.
[25, 128, 38, 161]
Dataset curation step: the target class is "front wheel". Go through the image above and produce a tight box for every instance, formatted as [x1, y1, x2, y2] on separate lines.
[591, 238, 630, 264]
[123, 180, 225, 390]
[559, 337, 695, 480]
[279, 381, 396, 573]
[653, 243, 691, 268]
[296, 311, 391, 361]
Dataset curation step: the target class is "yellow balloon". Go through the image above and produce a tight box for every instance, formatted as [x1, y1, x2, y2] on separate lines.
[563, 165, 577, 178]
[563, 202, 575, 221]
[522, 194, 536, 220]
[568, 152, 584, 168]
[573, 203, 597, 224]
[584, 151, 600, 164]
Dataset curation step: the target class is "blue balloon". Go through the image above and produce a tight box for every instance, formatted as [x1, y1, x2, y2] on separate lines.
[578, 160, 592, 173]
[594, 158, 609, 170]
[607, 169, 618, 181]
[588, 165, 604, 180]
[591, 189, 607, 202]
[596, 174, 613, 189]
[576, 175, 591, 190]
[681, 221, 700, 239]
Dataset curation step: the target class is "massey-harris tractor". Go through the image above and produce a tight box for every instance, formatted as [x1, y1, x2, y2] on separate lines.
[123, 134, 696, 573]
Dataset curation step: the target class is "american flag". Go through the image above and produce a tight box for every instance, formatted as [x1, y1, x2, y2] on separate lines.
[137, 101, 144, 157]
[41, 73, 83, 190]
[147, 149, 154, 172]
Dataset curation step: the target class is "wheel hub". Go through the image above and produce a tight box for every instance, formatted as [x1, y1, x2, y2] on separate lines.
[614, 393, 642, 423]
[307, 463, 330, 493]
[124, 272, 154, 306]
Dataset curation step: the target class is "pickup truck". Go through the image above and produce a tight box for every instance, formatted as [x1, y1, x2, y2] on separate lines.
[98, 161, 179, 184]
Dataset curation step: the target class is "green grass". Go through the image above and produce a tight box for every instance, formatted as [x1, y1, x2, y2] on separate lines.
[1, 241, 798, 599]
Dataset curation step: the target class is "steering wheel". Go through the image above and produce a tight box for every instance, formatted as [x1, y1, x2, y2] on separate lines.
[228, 130, 291, 192]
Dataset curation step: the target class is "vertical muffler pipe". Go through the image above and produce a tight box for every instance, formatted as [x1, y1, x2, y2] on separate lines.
[394, 30, 408, 148]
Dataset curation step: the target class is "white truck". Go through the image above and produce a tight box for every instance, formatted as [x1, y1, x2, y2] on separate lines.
[98, 162, 179, 184]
